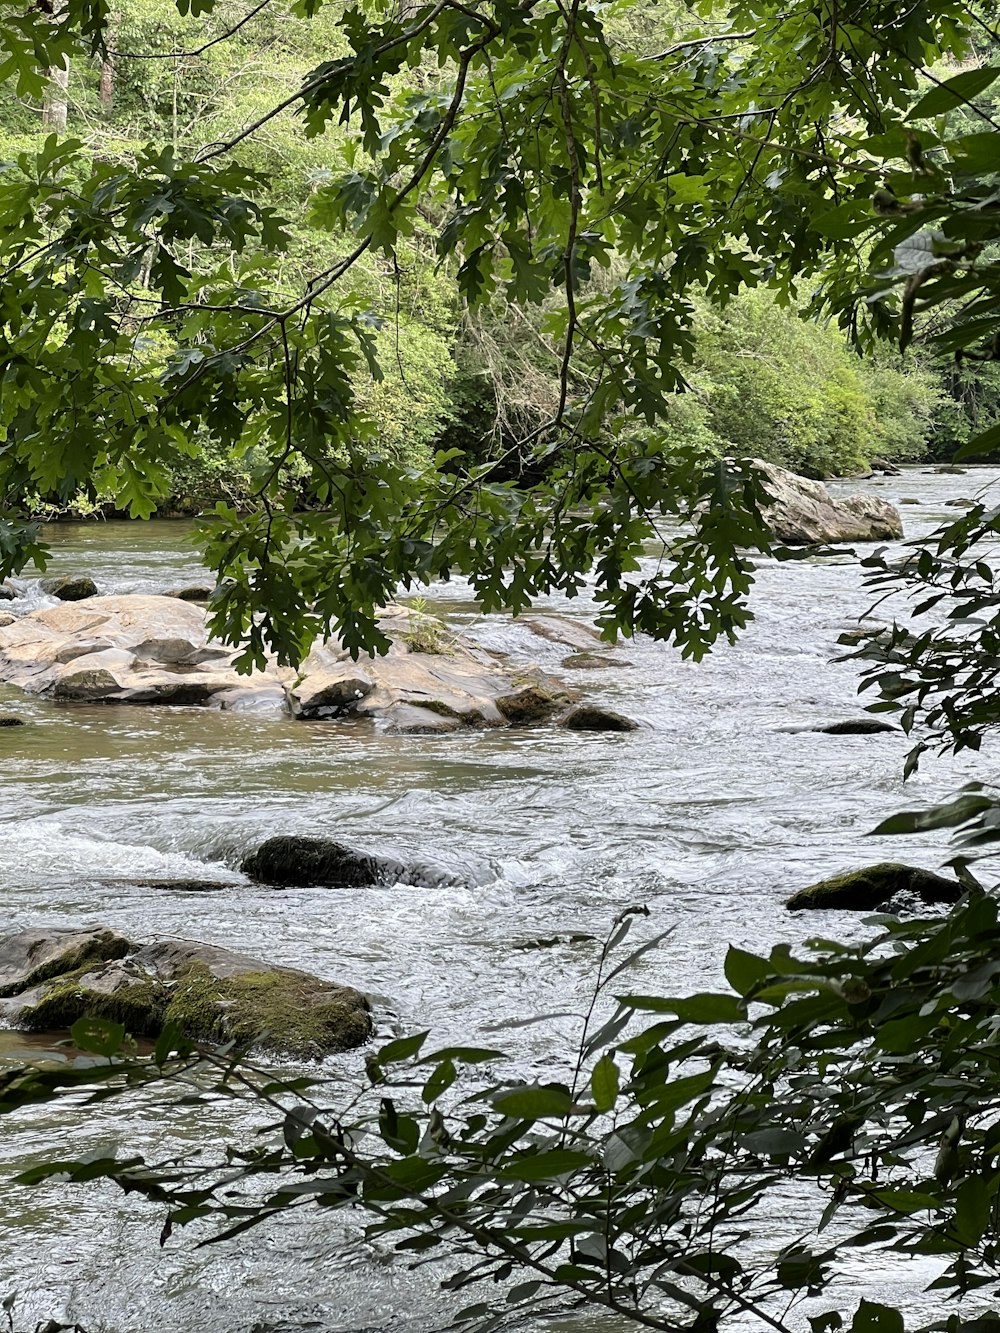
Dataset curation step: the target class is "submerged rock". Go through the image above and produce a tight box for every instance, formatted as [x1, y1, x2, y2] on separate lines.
[750, 459, 903, 545]
[779, 717, 898, 735]
[0, 926, 370, 1058]
[0, 715, 24, 726]
[520, 615, 604, 652]
[39, 575, 99, 601]
[242, 835, 406, 888]
[559, 704, 639, 732]
[786, 863, 962, 912]
[561, 651, 632, 670]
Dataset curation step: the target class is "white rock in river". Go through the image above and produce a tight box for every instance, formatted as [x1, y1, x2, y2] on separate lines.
[751, 459, 903, 544]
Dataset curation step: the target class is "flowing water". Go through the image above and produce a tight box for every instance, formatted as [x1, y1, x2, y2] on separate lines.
[0, 466, 995, 1332]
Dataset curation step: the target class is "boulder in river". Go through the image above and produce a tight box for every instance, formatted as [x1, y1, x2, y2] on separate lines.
[559, 703, 639, 732]
[0, 927, 371, 1058]
[786, 863, 962, 911]
[0, 714, 24, 726]
[750, 459, 903, 545]
[496, 683, 571, 725]
[0, 582, 15, 601]
[39, 575, 99, 601]
[242, 835, 406, 888]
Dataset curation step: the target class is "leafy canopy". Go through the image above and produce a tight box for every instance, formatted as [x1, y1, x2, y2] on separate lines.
[0, 0, 995, 665]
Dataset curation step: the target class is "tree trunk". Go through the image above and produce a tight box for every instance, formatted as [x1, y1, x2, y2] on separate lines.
[42, 58, 69, 132]
[99, 55, 114, 110]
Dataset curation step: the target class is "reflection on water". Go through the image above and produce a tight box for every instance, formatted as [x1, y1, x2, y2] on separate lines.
[1, 467, 996, 1330]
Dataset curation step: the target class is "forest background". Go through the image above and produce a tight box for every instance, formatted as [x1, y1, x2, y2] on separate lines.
[3, 0, 996, 520]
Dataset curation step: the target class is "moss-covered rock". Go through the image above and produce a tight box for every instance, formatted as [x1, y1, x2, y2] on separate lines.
[242, 835, 404, 887]
[163, 963, 371, 1058]
[0, 927, 131, 997]
[786, 863, 963, 912]
[0, 927, 372, 1059]
[18, 963, 166, 1036]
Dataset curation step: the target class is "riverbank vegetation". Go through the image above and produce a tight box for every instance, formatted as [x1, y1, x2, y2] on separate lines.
[1, 0, 988, 522]
[3, 0, 1000, 676]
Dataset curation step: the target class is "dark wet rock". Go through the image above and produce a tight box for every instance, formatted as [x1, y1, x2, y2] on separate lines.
[869, 457, 901, 475]
[0, 926, 370, 1058]
[0, 927, 130, 997]
[935, 465, 967, 474]
[561, 651, 632, 670]
[0, 582, 15, 601]
[0, 715, 24, 726]
[559, 704, 639, 732]
[820, 718, 899, 735]
[242, 835, 406, 889]
[837, 625, 890, 647]
[786, 862, 962, 912]
[780, 717, 899, 735]
[383, 704, 464, 734]
[39, 575, 99, 601]
[496, 684, 569, 725]
[945, 498, 976, 508]
[898, 497, 922, 505]
[165, 585, 215, 602]
[512, 932, 598, 951]
[101, 876, 239, 894]
[750, 459, 903, 544]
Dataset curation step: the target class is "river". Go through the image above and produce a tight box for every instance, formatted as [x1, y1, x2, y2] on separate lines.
[0, 465, 993, 1332]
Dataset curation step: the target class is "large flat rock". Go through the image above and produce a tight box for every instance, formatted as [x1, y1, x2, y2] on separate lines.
[0, 595, 583, 730]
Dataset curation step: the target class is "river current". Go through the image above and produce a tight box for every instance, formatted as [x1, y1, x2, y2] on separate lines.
[0, 466, 995, 1333]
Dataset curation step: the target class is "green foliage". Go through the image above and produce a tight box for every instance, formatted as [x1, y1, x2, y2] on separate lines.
[0, 0, 989, 667]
